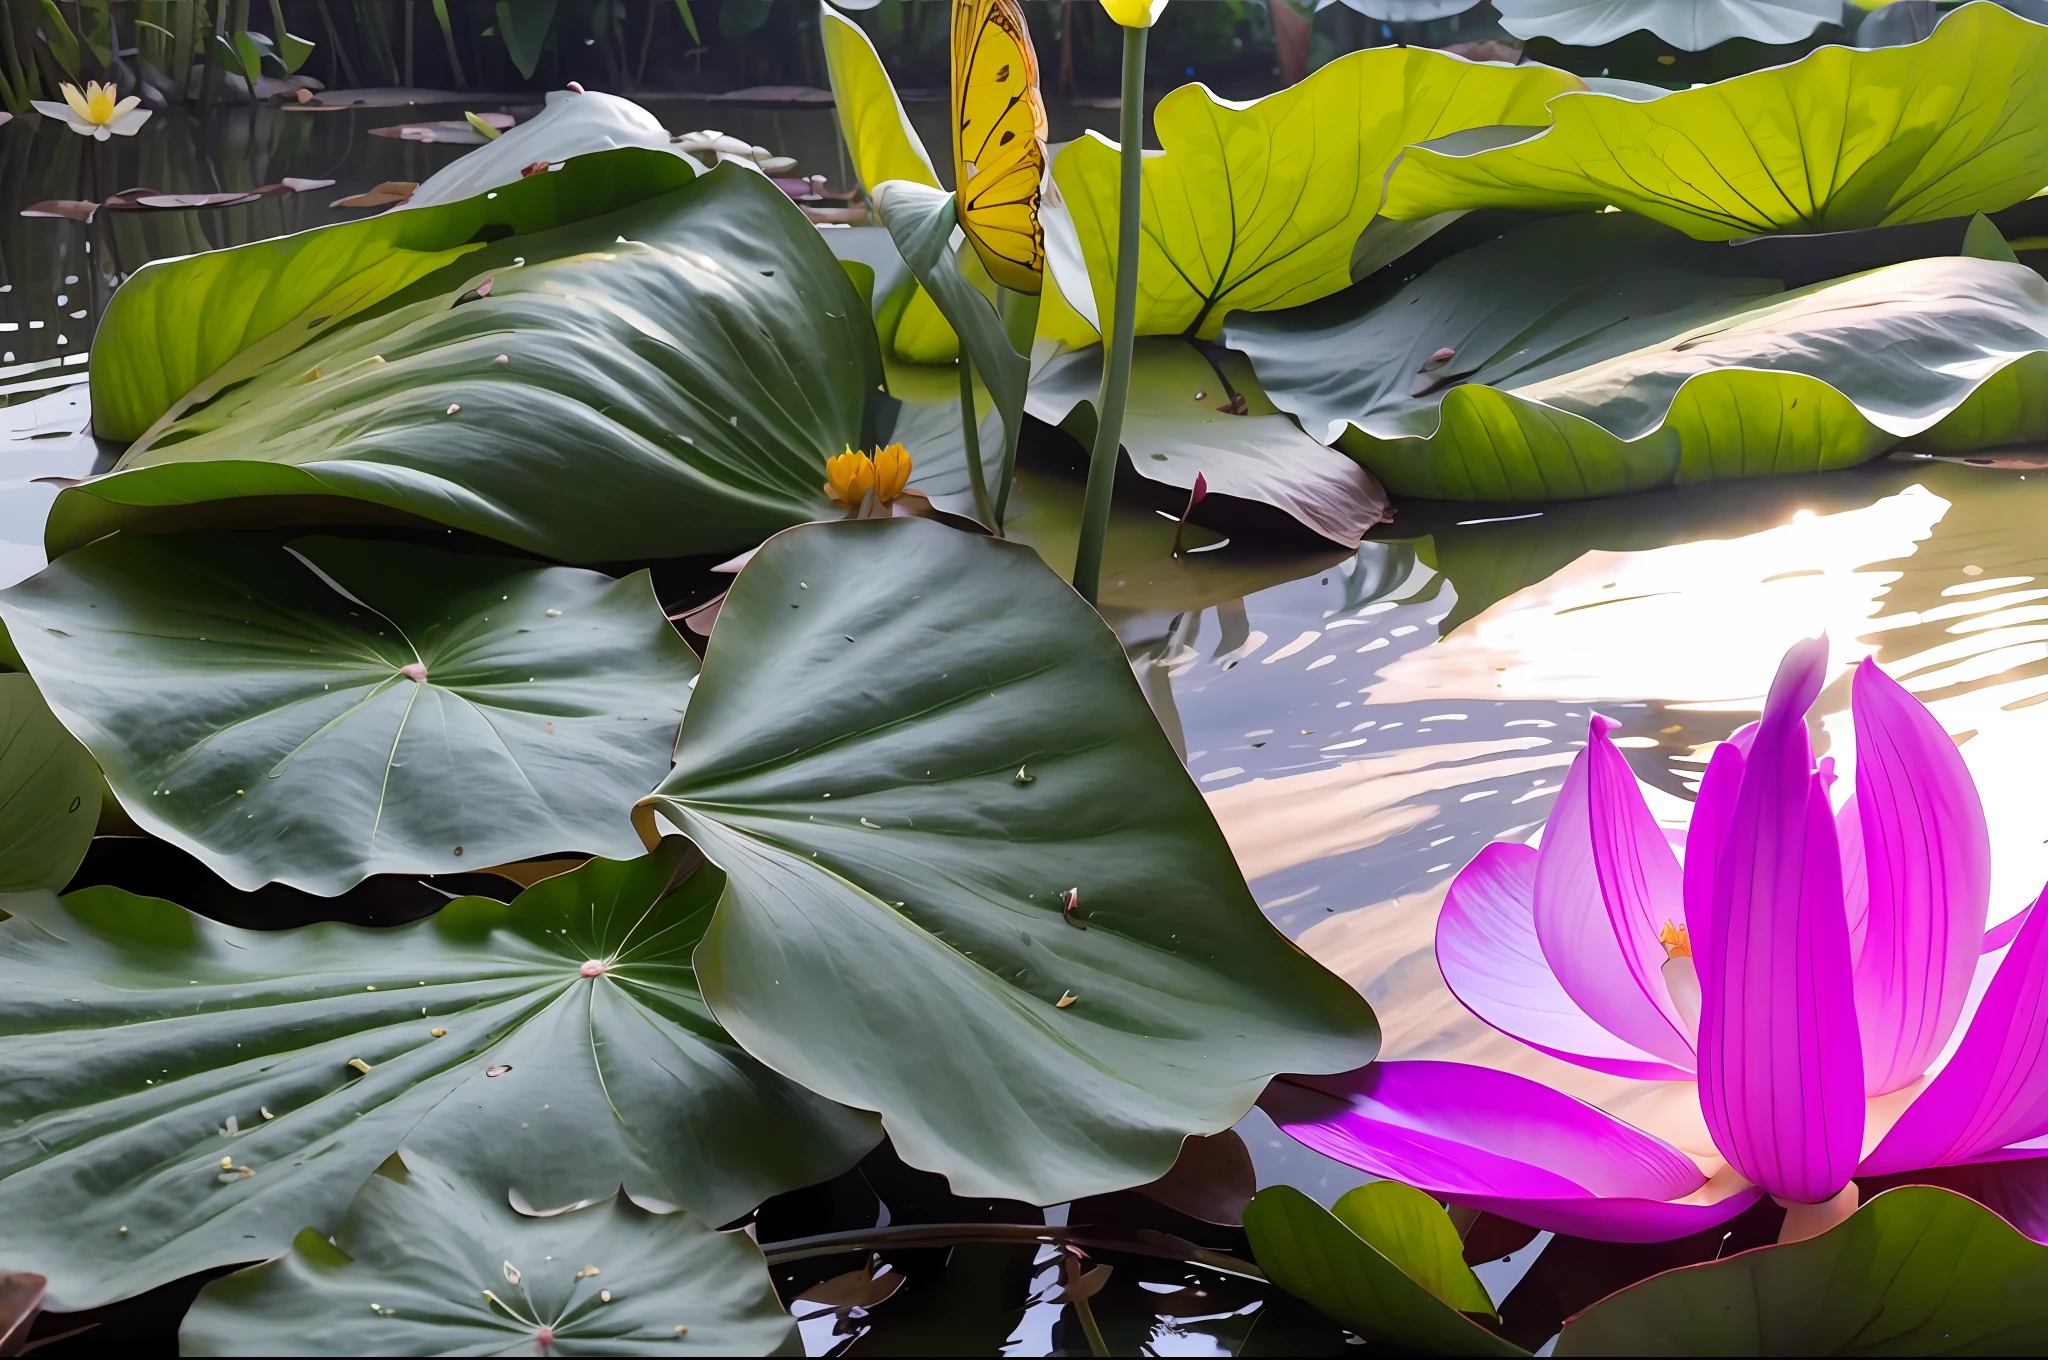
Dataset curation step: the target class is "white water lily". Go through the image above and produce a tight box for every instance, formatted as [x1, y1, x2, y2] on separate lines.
[32, 80, 150, 141]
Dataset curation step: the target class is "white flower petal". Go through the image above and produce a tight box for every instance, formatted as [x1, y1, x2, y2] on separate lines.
[110, 94, 141, 120]
[29, 100, 73, 121]
[92, 125, 110, 141]
[108, 108, 151, 136]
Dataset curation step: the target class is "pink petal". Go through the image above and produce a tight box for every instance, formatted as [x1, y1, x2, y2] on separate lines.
[1534, 724, 1696, 1072]
[1439, 841, 1693, 1081]
[1682, 736, 1748, 980]
[1695, 637, 1864, 1206]
[1851, 657, 1992, 1095]
[1262, 1062, 1758, 1243]
[1863, 882, 2048, 1175]
[1839, 791, 1869, 963]
[1986, 904, 2035, 953]
[1586, 717, 1692, 1034]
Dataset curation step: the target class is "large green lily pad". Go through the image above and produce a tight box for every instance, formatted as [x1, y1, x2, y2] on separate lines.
[183, 1152, 798, 1357]
[1027, 338, 1391, 545]
[0, 673, 99, 893]
[1385, 3, 2048, 239]
[90, 146, 699, 443]
[0, 847, 877, 1311]
[638, 518, 1380, 1205]
[1052, 45, 1579, 339]
[1244, 1185, 1524, 1356]
[0, 532, 699, 894]
[1557, 1186, 2048, 1355]
[54, 166, 880, 565]
[1229, 216, 2048, 501]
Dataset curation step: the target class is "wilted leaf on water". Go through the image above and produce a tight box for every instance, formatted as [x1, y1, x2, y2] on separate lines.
[181, 1153, 798, 1356]
[329, 181, 415, 209]
[1386, 4, 2048, 238]
[1556, 1186, 2048, 1355]
[59, 166, 880, 565]
[0, 1272, 43, 1355]
[1135, 1131, 1257, 1227]
[20, 200, 97, 222]
[0, 532, 698, 893]
[637, 518, 1379, 1205]
[0, 845, 877, 1311]
[795, 1259, 905, 1314]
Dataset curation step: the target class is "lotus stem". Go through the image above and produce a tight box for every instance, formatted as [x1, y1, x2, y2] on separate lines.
[1072, 1285, 1111, 1359]
[959, 348, 995, 527]
[994, 284, 1039, 531]
[1070, 22, 1146, 606]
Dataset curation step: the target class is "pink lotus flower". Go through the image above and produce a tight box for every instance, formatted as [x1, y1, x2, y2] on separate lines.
[1265, 638, 2048, 1243]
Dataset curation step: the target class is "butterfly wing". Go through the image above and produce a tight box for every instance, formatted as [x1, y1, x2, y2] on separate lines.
[951, 0, 1047, 295]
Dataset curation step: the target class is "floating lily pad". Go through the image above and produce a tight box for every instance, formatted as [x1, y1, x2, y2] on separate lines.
[637, 518, 1379, 1205]
[1556, 1186, 2048, 1355]
[1385, 4, 2048, 238]
[56, 166, 881, 565]
[0, 846, 877, 1311]
[1230, 216, 2048, 501]
[0, 532, 699, 894]
[182, 1153, 797, 1357]
[1051, 45, 1579, 338]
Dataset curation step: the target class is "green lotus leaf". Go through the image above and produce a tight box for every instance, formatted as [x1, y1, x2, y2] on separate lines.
[1496, 0, 1843, 49]
[0, 532, 699, 894]
[1050, 45, 1581, 339]
[1228, 214, 2048, 501]
[1243, 1185, 1525, 1356]
[0, 673, 99, 893]
[182, 1152, 797, 1357]
[1556, 1186, 2048, 1354]
[0, 848, 876, 1311]
[90, 146, 699, 443]
[55, 167, 880, 565]
[1027, 338, 1391, 545]
[1385, 3, 2048, 239]
[636, 518, 1379, 1205]
[403, 89, 701, 211]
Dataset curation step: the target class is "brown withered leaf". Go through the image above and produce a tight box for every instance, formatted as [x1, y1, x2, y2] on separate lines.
[794, 1258, 903, 1313]
[331, 181, 417, 209]
[1134, 1130, 1256, 1226]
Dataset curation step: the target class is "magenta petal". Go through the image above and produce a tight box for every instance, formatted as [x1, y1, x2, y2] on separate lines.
[1683, 738, 1747, 980]
[1696, 637, 1864, 1205]
[1986, 904, 2035, 953]
[1851, 657, 1993, 1095]
[1438, 842, 1695, 1081]
[1863, 883, 2048, 1175]
[1262, 1062, 1758, 1243]
[1586, 719, 1692, 1030]
[1839, 791, 1869, 963]
[1535, 723, 1696, 1072]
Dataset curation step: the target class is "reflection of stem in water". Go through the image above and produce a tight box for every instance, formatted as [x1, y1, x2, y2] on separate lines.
[759, 1221, 1264, 1280]
[1212, 597, 1250, 659]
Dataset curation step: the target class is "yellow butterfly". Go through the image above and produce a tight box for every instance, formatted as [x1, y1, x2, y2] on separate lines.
[951, 0, 1048, 295]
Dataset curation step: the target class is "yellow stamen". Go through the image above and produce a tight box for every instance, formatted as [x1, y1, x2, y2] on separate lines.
[85, 81, 116, 125]
[871, 442, 912, 504]
[823, 447, 876, 509]
[1658, 919, 1692, 959]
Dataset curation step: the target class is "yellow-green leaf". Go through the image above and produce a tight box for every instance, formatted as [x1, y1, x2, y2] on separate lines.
[1332, 1182, 1495, 1317]
[1051, 46, 1581, 339]
[1384, 2, 2048, 240]
[820, 2, 940, 196]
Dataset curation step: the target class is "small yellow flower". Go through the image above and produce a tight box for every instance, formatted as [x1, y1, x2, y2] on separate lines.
[824, 447, 876, 508]
[872, 443, 912, 504]
[34, 80, 150, 141]
[1099, 0, 1169, 28]
[1657, 919, 1692, 960]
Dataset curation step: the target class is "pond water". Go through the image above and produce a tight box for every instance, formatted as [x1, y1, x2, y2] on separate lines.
[9, 95, 2048, 1351]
